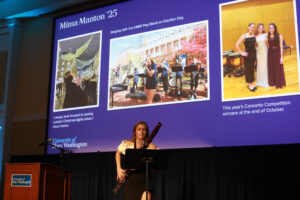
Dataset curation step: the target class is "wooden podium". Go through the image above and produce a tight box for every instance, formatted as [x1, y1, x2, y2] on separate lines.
[3, 163, 71, 200]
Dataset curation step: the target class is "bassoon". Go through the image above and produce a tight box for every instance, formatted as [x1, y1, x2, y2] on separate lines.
[113, 122, 162, 194]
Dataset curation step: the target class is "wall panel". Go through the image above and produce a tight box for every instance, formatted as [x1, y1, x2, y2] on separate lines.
[222, 0, 296, 52]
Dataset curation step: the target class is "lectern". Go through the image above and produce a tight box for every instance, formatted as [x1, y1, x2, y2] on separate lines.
[3, 163, 71, 200]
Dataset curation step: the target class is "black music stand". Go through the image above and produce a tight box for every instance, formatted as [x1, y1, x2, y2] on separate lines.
[125, 149, 163, 200]
[127, 74, 134, 79]
[48, 143, 72, 170]
[171, 66, 183, 73]
[171, 66, 183, 97]
[184, 65, 198, 73]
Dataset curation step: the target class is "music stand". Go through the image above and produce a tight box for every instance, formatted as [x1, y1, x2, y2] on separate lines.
[184, 65, 198, 73]
[125, 149, 163, 200]
[137, 73, 146, 78]
[127, 75, 134, 79]
[171, 66, 184, 97]
[184, 65, 199, 97]
[171, 65, 183, 73]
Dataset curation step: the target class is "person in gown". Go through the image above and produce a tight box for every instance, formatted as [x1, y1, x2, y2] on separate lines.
[115, 121, 157, 200]
[235, 23, 257, 92]
[255, 23, 269, 87]
[267, 23, 286, 88]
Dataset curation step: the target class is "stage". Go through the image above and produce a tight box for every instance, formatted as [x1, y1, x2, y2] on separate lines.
[9, 144, 300, 200]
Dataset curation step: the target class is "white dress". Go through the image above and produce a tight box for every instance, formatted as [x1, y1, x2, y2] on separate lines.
[117, 140, 134, 155]
[256, 34, 269, 87]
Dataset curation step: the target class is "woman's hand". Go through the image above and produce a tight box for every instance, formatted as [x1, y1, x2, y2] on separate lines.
[146, 65, 155, 77]
[280, 58, 283, 64]
[117, 167, 126, 182]
[241, 51, 248, 57]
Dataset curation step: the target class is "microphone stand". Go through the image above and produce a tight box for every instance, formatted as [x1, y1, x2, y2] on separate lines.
[142, 155, 153, 200]
[48, 143, 73, 170]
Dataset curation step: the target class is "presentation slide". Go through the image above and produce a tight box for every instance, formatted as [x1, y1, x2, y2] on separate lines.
[47, 0, 300, 153]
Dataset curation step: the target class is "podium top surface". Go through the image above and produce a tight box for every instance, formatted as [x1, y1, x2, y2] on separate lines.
[7, 162, 55, 167]
[6, 162, 71, 172]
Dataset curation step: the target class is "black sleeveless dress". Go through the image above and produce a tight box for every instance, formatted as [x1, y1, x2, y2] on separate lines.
[122, 143, 152, 200]
[244, 37, 256, 83]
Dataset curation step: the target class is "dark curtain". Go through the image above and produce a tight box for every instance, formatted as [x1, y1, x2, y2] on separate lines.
[10, 144, 300, 200]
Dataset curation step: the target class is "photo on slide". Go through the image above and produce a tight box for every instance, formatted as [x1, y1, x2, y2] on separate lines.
[53, 31, 102, 112]
[108, 20, 209, 110]
[220, 0, 300, 101]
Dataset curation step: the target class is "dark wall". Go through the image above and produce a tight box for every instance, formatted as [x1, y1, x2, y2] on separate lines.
[12, 14, 53, 155]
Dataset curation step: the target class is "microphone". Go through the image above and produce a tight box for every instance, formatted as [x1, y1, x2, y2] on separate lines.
[63, 149, 73, 154]
[38, 138, 52, 146]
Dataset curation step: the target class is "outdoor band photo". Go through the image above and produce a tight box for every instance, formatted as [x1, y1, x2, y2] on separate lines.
[108, 21, 209, 110]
